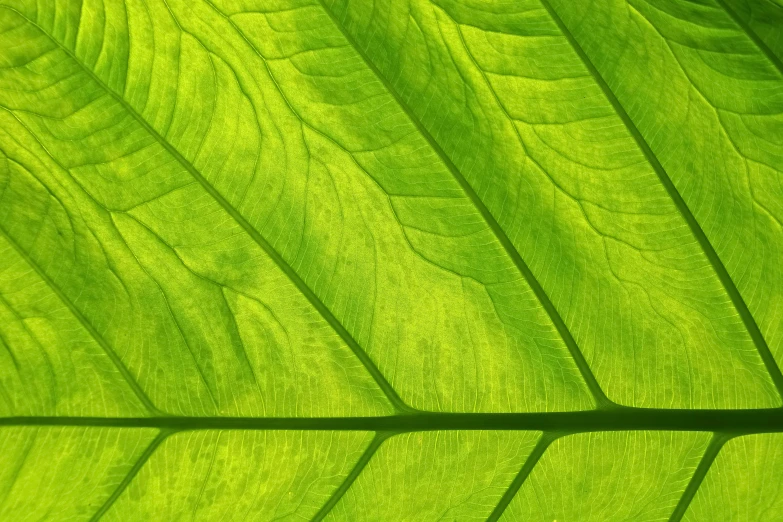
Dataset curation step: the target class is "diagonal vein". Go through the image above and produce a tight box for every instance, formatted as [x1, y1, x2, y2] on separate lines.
[88, 429, 171, 522]
[537, 0, 783, 402]
[0, 6, 411, 415]
[667, 432, 730, 522]
[316, 0, 611, 409]
[311, 431, 390, 521]
[0, 224, 160, 415]
[714, 0, 783, 77]
[486, 433, 556, 521]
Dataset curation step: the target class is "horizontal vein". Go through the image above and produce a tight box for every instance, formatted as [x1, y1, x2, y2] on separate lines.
[2, 7, 410, 414]
[714, 0, 783, 77]
[668, 433, 730, 522]
[316, 0, 610, 408]
[538, 0, 783, 401]
[0, 225, 160, 415]
[3, 408, 783, 433]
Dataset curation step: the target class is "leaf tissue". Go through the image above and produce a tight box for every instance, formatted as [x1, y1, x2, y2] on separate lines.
[0, 0, 782, 519]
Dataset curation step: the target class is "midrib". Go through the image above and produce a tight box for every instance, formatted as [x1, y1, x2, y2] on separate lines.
[3, 408, 783, 433]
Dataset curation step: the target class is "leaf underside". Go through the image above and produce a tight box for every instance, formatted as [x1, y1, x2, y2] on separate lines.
[0, 0, 782, 520]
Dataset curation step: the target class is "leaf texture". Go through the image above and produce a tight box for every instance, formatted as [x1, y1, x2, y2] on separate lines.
[0, 0, 782, 520]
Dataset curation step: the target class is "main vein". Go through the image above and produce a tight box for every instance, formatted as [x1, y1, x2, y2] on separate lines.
[315, 0, 610, 409]
[3, 408, 783, 432]
[3, 7, 410, 414]
[537, 0, 783, 401]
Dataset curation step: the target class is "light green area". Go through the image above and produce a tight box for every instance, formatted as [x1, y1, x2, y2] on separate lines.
[0, 0, 782, 519]
[0, 427, 158, 520]
[326, 431, 539, 521]
[500, 432, 710, 521]
[102, 430, 373, 521]
[684, 433, 783, 521]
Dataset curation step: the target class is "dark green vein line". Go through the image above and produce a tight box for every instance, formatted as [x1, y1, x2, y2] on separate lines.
[311, 431, 390, 521]
[3, 408, 783, 432]
[1, 7, 411, 415]
[0, 225, 161, 416]
[89, 429, 171, 522]
[486, 433, 556, 521]
[714, 0, 783, 77]
[668, 433, 730, 522]
[538, 0, 783, 401]
[316, 0, 611, 409]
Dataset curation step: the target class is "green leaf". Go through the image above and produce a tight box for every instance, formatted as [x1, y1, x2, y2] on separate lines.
[0, 0, 782, 519]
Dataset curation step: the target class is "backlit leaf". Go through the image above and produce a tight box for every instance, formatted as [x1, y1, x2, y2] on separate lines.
[1, 0, 782, 519]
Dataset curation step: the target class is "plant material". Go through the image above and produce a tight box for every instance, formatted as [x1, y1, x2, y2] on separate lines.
[0, 0, 782, 519]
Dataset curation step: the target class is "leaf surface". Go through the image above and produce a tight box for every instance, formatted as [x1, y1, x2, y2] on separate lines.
[0, 0, 782, 519]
